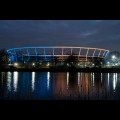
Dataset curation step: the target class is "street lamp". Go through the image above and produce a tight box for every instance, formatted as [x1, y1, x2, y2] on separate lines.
[14, 63, 18, 66]
[14, 63, 18, 68]
[32, 63, 35, 66]
[112, 55, 116, 59]
[47, 62, 50, 67]
[112, 55, 117, 67]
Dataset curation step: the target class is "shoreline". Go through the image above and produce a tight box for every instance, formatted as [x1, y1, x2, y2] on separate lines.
[0, 68, 120, 73]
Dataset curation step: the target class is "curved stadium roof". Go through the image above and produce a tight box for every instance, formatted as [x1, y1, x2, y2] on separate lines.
[7, 46, 110, 62]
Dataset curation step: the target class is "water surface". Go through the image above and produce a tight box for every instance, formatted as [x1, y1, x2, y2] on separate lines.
[0, 72, 120, 100]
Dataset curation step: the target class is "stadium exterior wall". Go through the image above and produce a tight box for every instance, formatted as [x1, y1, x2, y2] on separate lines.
[7, 46, 110, 63]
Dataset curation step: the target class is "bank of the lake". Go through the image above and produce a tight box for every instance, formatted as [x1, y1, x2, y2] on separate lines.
[0, 67, 120, 73]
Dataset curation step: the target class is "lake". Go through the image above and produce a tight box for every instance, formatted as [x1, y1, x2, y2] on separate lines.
[0, 71, 120, 100]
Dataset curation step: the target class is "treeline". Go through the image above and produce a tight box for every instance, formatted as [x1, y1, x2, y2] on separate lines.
[0, 49, 9, 64]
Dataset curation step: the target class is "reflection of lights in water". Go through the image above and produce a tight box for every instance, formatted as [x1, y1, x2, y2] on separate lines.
[78, 72, 80, 86]
[113, 73, 116, 90]
[91, 73, 94, 87]
[47, 72, 50, 90]
[108, 73, 109, 87]
[7, 72, 12, 91]
[67, 72, 69, 89]
[32, 72, 35, 91]
[91, 73, 92, 85]
[113, 73, 117, 91]
[101, 73, 102, 83]
[93, 73, 94, 86]
[13, 72, 18, 92]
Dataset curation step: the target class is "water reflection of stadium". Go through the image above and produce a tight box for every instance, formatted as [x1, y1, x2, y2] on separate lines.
[53, 72, 118, 100]
[0, 72, 119, 100]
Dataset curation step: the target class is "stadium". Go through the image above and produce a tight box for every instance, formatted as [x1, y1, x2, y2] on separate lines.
[7, 46, 110, 68]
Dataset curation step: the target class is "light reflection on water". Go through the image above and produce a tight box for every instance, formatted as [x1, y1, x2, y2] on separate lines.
[67, 72, 69, 90]
[13, 72, 18, 92]
[113, 73, 117, 91]
[0, 72, 120, 100]
[108, 73, 109, 87]
[78, 72, 80, 86]
[101, 73, 102, 84]
[47, 72, 50, 90]
[32, 72, 35, 91]
[7, 72, 12, 91]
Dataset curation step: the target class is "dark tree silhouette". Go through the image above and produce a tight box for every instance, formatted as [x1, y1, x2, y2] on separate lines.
[0, 49, 9, 64]
[64, 53, 77, 68]
[93, 57, 103, 67]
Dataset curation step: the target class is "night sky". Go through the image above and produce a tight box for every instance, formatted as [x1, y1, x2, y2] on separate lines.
[0, 20, 120, 51]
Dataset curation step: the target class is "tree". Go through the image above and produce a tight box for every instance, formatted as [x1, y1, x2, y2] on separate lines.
[0, 49, 9, 64]
[106, 51, 120, 67]
[64, 53, 77, 68]
[93, 57, 103, 68]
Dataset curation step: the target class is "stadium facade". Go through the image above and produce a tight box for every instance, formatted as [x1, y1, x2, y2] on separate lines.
[7, 46, 110, 68]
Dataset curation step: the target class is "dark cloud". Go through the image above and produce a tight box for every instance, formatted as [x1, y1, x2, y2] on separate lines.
[0, 20, 120, 51]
